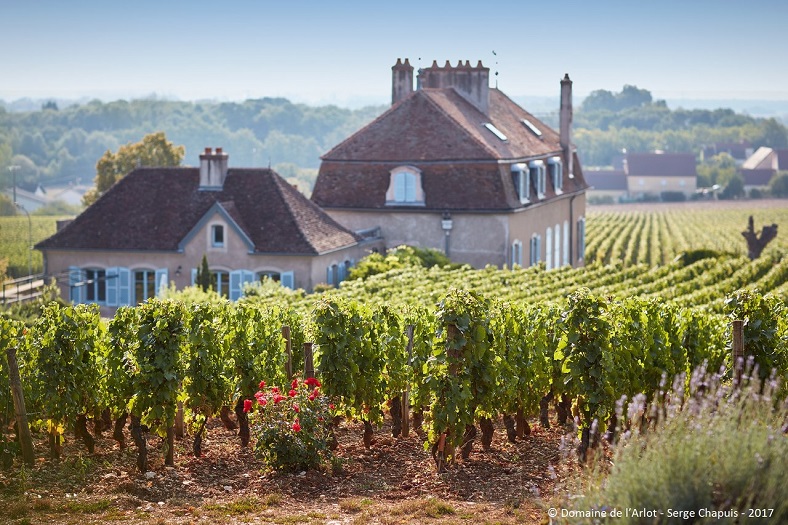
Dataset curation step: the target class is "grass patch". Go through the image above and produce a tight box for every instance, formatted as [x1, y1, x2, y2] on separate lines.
[562, 370, 788, 523]
[63, 498, 112, 514]
[339, 497, 373, 513]
[204, 495, 262, 516]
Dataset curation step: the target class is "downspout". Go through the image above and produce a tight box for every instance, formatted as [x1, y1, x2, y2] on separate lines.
[569, 194, 576, 265]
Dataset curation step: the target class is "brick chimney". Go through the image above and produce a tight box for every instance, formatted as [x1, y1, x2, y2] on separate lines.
[417, 59, 490, 115]
[391, 58, 414, 105]
[559, 74, 574, 178]
[199, 147, 229, 190]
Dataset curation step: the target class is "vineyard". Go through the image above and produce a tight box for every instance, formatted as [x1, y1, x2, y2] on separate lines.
[0, 201, 787, 523]
[0, 216, 61, 278]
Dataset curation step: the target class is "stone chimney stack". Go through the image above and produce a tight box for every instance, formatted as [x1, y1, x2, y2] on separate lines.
[559, 74, 574, 177]
[199, 147, 229, 189]
[417, 60, 490, 115]
[391, 58, 414, 105]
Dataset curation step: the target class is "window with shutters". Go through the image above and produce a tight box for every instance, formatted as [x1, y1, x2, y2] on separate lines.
[386, 166, 424, 205]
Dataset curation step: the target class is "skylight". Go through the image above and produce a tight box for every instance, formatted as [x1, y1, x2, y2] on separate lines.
[521, 118, 542, 137]
[483, 123, 508, 141]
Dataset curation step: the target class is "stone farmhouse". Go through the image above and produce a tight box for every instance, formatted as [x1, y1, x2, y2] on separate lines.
[312, 59, 589, 269]
[36, 148, 376, 314]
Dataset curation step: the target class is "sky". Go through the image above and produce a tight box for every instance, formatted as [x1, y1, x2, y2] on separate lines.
[2, 0, 788, 108]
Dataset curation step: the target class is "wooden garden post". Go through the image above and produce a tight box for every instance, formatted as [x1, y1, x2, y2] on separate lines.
[303, 343, 314, 379]
[6, 345, 34, 466]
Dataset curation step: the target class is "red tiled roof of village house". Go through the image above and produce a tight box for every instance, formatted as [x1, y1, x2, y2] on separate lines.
[625, 153, 697, 177]
[36, 168, 359, 254]
[321, 88, 562, 162]
[313, 86, 586, 211]
[585, 170, 627, 191]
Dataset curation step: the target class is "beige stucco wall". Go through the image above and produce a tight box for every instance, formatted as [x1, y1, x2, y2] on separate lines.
[40, 208, 370, 313]
[627, 176, 696, 196]
[326, 191, 586, 269]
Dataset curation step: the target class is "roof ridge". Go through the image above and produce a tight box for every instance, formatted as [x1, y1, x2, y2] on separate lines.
[268, 172, 317, 254]
[419, 88, 499, 158]
[320, 101, 404, 160]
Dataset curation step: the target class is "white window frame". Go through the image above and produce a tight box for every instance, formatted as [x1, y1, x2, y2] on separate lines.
[211, 224, 224, 247]
[529, 234, 541, 266]
[511, 163, 530, 203]
[511, 239, 523, 267]
[529, 160, 546, 199]
[548, 156, 563, 193]
[577, 217, 586, 262]
[563, 220, 570, 266]
[386, 166, 425, 205]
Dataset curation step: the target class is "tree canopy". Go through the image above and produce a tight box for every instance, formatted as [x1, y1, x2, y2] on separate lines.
[82, 131, 184, 206]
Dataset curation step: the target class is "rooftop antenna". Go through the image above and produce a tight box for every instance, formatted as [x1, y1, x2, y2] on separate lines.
[492, 50, 499, 88]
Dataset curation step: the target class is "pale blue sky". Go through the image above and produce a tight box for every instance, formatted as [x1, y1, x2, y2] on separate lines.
[2, 0, 787, 106]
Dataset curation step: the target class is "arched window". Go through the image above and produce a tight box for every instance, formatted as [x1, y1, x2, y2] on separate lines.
[511, 240, 523, 267]
[386, 166, 424, 205]
[548, 156, 563, 193]
[530, 160, 546, 198]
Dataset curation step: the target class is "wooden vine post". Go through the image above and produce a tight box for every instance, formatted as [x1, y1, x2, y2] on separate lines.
[5, 345, 35, 466]
[303, 342, 314, 379]
[732, 319, 744, 385]
[402, 325, 414, 438]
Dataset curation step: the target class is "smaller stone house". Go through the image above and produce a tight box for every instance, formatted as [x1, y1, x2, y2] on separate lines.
[625, 152, 697, 198]
[36, 148, 375, 314]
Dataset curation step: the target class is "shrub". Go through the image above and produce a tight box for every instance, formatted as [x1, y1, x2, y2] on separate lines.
[250, 377, 333, 472]
[660, 190, 686, 202]
[562, 368, 788, 523]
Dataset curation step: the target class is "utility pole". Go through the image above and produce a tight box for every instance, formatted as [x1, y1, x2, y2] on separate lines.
[8, 165, 20, 204]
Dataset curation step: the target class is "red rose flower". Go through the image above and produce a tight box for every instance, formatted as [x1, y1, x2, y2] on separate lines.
[257, 398, 267, 407]
[271, 387, 279, 394]
[291, 378, 299, 389]
[311, 388, 320, 398]
[258, 380, 266, 389]
[304, 377, 321, 388]
[288, 389, 297, 397]
[292, 419, 301, 432]
[243, 399, 252, 413]
[273, 394, 285, 404]
[293, 404, 300, 413]
[308, 394, 316, 401]
[329, 403, 335, 410]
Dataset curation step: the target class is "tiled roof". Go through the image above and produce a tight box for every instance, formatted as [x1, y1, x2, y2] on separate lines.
[321, 88, 562, 162]
[585, 170, 627, 191]
[36, 168, 359, 255]
[313, 86, 587, 211]
[625, 153, 696, 177]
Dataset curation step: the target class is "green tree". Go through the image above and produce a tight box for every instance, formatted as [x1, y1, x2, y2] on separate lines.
[720, 173, 745, 200]
[82, 131, 184, 206]
[195, 254, 212, 292]
[769, 171, 788, 197]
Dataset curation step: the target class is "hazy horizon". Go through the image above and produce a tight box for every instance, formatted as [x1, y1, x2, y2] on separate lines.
[3, 0, 788, 111]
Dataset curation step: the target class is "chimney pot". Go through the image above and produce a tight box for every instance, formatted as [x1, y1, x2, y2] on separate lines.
[204, 147, 212, 155]
[216, 147, 223, 154]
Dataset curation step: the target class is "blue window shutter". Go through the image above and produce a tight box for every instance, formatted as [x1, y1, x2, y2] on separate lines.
[326, 266, 333, 286]
[229, 270, 242, 301]
[68, 266, 83, 304]
[281, 271, 294, 290]
[240, 270, 255, 297]
[191, 268, 198, 286]
[155, 268, 169, 297]
[106, 267, 119, 306]
[118, 268, 131, 305]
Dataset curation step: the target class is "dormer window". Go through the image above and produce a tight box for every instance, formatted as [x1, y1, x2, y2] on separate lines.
[548, 156, 563, 193]
[386, 166, 424, 205]
[211, 224, 224, 247]
[530, 160, 546, 198]
[511, 163, 530, 203]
